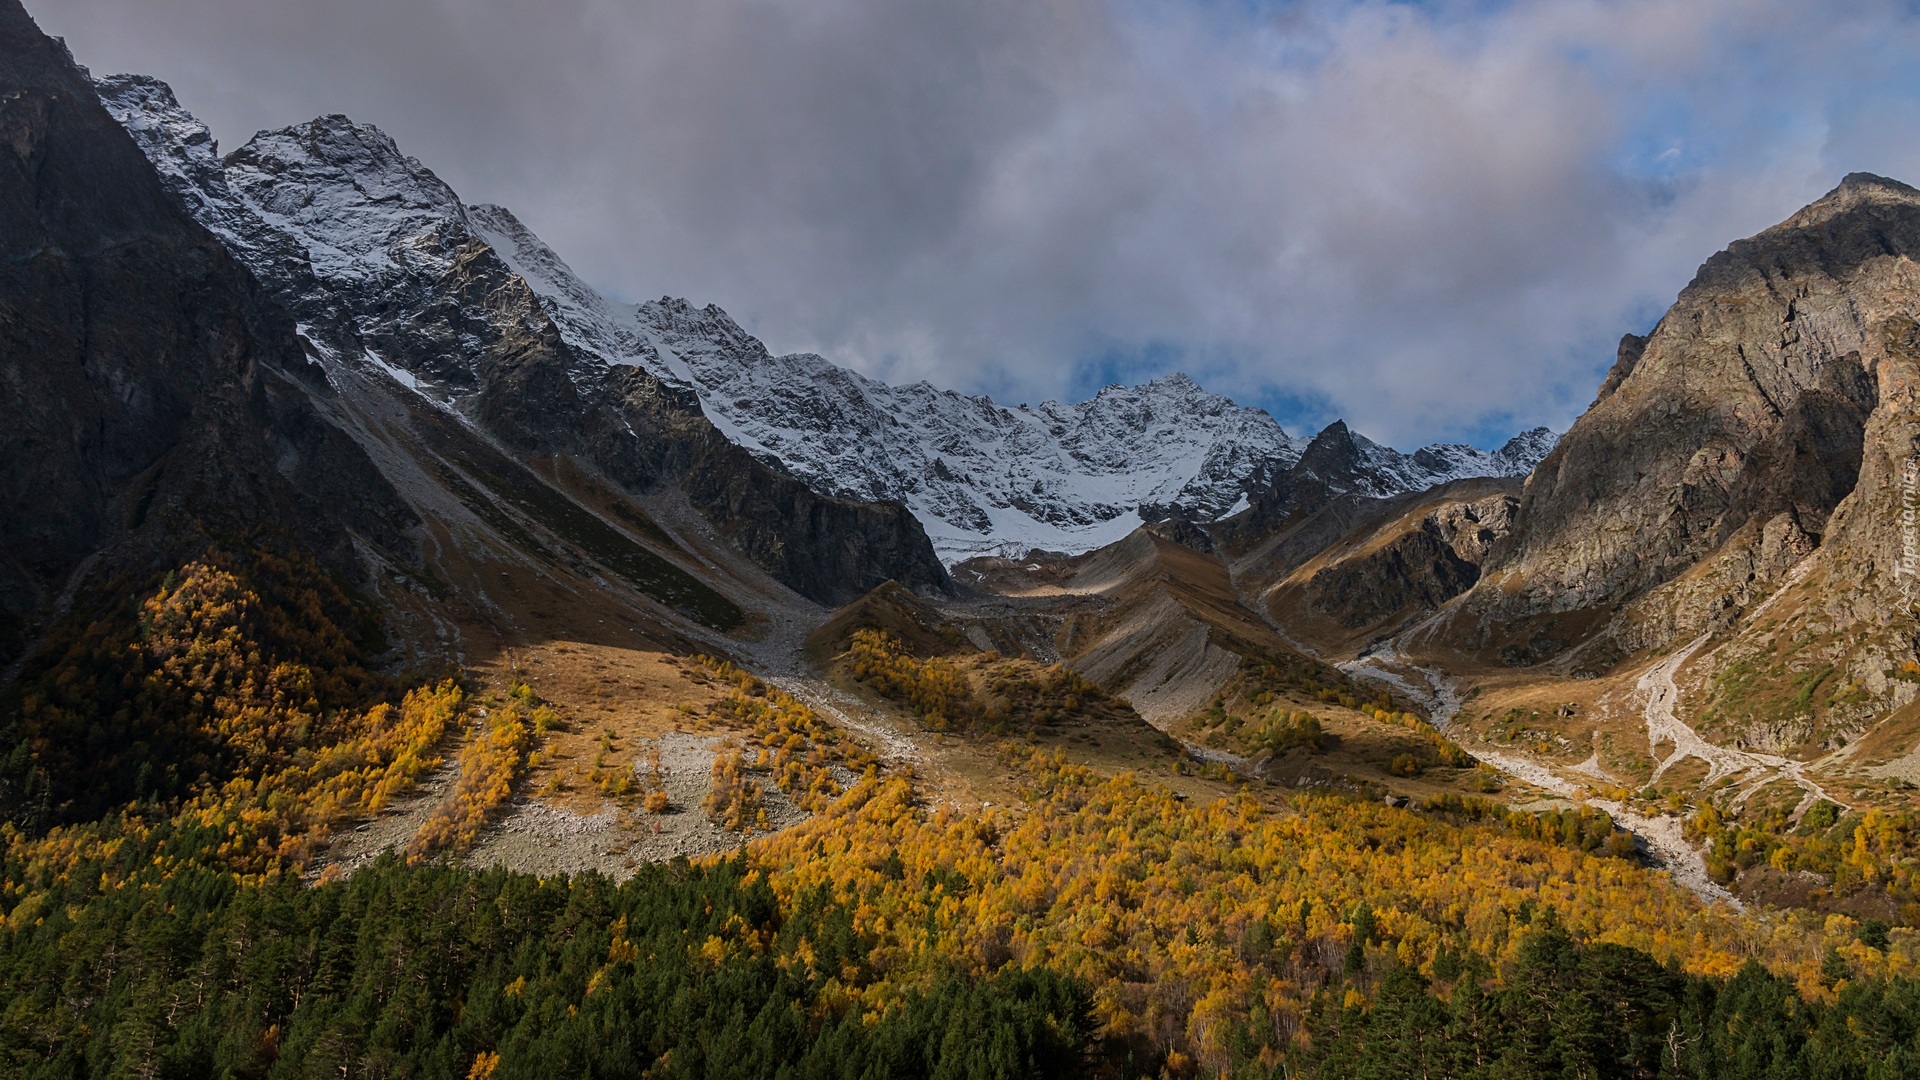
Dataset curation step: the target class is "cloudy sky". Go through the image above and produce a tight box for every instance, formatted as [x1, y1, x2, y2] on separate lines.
[42, 0, 1920, 448]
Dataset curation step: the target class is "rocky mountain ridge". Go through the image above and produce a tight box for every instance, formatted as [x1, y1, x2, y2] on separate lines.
[98, 75, 948, 606]
[1433, 172, 1915, 669]
[99, 74, 1556, 566]
[474, 180, 1561, 561]
[1359, 171, 1920, 825]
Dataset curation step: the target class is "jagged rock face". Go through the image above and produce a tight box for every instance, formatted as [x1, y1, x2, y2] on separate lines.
[1430, 489, 1519, 564]
[1211, 420, 1549, 561]
[1297, 524, 1482, 630]
[1259, 482, 1521, 646]
[97, 77, 948, 606]
[0, 6, 413, 665]
[1289, 420, 1553, 502]
[1450, 174, 1920, 661]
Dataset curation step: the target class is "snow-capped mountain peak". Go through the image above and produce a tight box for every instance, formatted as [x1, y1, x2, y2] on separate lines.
[223, 116, 467, 280]
[98, 75, 1557, 566]
[1291, 421, 1556, 501]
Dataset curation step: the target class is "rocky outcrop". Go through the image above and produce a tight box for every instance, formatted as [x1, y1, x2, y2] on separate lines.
[1593, 332, 1648, 406]
[0, 3, 413, 668]
[1434, 174, 1920, 682]
[1260, 481, 1521, 649]
[1296, 524, 1481, 630]
[1429, 488, 1520, 564]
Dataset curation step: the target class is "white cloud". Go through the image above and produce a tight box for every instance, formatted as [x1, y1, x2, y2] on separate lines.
[40, 0, 1920, 445]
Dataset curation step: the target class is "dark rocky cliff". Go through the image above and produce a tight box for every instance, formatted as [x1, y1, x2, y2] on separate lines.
[0, 2, 413, 669]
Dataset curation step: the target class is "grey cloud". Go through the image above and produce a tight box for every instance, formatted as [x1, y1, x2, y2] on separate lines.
[40, 0, 1920, 446]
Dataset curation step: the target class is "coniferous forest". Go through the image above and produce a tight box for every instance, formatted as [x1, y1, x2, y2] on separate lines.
[6, 839, 1920, 1078]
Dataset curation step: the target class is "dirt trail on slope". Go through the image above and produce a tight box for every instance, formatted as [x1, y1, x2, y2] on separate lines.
[1332, 559, 1849, 906]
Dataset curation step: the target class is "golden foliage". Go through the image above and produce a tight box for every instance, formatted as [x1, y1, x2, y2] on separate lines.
[407, 683, 539, 861]
[1419, 793, 1638, 859]
[1367, 706, 1478, 767]
[11, 548, 392, 822]
[845, 628, 975, 729]
[704, 745, 768, 832]
[589, 727, 635, 798]
[5, 667, 462, 886]
[1199, 687, 1481, 786]
[184, 677, 464, 876]
[1200, 702, 1328, 761]
[843, 629, 1119, 734]
[743, 750, 1920, 1070]
[1237, 655, 1391, 715]
[695, 655, 878, 812]
[3, 553, 468, 890]
[1692, 799, 1920, 917]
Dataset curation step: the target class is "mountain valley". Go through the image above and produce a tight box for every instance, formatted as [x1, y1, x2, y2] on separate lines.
[9, 1, 1920, 1074]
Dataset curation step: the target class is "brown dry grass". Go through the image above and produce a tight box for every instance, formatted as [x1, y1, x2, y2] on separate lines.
[472, 641, 740, 817]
